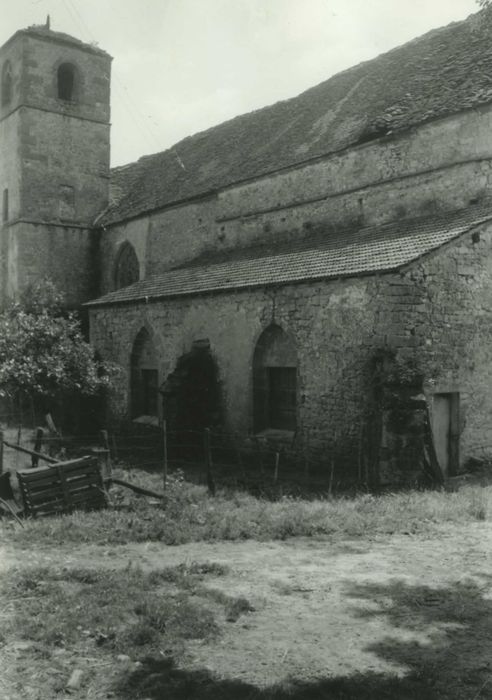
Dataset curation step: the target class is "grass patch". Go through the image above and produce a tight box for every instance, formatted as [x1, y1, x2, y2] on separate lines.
[3, 469, 491, 548]
[0, 560, 244, 698]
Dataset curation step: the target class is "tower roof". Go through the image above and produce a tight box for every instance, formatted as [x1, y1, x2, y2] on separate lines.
[1, 23, 110, 58]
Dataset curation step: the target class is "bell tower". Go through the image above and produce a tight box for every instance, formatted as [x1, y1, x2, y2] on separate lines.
[0, 22, 112, 306]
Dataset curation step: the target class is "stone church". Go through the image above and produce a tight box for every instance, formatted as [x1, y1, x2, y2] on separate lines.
[3, 12, 492, 483]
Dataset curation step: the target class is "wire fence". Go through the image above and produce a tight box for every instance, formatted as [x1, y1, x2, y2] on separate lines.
[0, 419, 356, 495]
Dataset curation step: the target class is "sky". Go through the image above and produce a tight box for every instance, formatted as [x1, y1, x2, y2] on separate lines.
[1, 0, 480, 167]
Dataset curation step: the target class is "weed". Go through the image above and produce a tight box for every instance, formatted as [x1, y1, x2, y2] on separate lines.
[4, 468, 491, 548]
[469, 492, 488, 520]
[0, 558, 230, 700]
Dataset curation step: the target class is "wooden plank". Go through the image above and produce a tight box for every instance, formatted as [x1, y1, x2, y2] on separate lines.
[55, 457, 96, 471]
[3, 440, 59, 464]
[18, 458, 97, 482]
[24, 489, 64, 505]
[108, 477, 163, 499]
[65, 466, 102, 481]
[70, 490, 105, 504]
[19, 473, 61, 488]
[67, 474, 102, 492]
[21, 472, 101, 495]
[33, 504, 66, 516]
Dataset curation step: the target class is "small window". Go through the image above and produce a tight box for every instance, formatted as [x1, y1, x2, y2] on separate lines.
[2, 61, 13, 106]
[2, 189, 8, 222]
[57, 63, 76, 101]
[114, 242, 139, 290]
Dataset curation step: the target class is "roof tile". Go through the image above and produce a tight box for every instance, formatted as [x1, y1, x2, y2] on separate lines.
[87, 204, 492, 307]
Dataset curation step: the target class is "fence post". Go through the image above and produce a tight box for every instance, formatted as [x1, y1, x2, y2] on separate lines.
[235, 433, 246, 479]
[111, 434, 119, 462]
[97, 430, 112, 481]
[31, 427, 44, 468]
[329, 453, 335, 498]
[274, 451, 280, 483]
[0, 429, 3, 475]
[254, 437, 264, 476]
[162, 420, 168, 493]
[204, 428, 216, 496]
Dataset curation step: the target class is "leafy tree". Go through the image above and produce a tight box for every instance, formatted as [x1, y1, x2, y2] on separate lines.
[0, 280, 116, 420]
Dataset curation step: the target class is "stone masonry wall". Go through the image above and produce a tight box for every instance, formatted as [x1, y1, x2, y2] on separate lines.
[217, 105, 492, 226]
[99, 197, 217, 294]
[378, 219, 492, 473]
[20, 34, 111, 124]
[90, 275, 383, 462]
[90, 219, 492, 484]
[8, 222, 98, 306]
[100, 105, 492, 296]
[19, 109, 109, 224]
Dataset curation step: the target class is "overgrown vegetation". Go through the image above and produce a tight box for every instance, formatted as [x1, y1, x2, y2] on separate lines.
[0, 560, 248, 699]
[2, 471, 491, 699]
[0, 279, 116, 418]
[4, 469, 490, 547]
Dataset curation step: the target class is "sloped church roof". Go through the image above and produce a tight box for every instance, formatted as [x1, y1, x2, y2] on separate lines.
[103, 10, 492, 225]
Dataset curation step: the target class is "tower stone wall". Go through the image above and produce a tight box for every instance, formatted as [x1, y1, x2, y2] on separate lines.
[0, 26, 111, 305]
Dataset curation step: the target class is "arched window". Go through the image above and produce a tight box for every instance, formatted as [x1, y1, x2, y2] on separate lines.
[130, 328, 159, 419]
[253, 325, 297, 432]
[114, 242, 139, 290]
[57, 63, 76, 101]
[2, 61, 13, 106]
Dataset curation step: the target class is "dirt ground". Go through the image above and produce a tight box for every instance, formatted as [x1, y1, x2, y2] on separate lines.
[1, 522, 492, 697]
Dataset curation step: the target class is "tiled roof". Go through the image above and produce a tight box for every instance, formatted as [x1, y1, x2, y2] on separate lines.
[102, 11, 492, 225]
[87, 204, 492, 307]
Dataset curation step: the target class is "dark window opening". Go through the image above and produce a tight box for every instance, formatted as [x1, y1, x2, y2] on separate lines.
[130, 328, 159, 419]
[141, 369, 159, 417]
[57, 63, 76, 101]
[268, 367, 297, 431]
[2, 189, 8, 222]
[2, 61, 12, 106]
[253, 324, 298, 433]
[114, 242, 139, 290]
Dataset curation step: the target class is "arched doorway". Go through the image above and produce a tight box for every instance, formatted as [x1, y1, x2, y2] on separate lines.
[162, 341, 222, 434]
[130, 328, 159, 419]
[253, 325, 297, 432]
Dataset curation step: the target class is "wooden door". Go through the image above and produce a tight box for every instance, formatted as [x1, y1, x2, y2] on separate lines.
[432, 393, 459, 477]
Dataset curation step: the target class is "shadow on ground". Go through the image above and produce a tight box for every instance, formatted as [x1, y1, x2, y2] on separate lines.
[117, 577, 492, 700]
